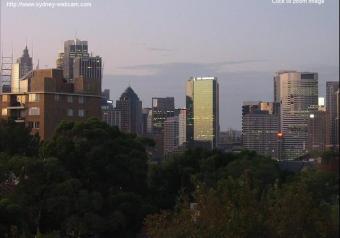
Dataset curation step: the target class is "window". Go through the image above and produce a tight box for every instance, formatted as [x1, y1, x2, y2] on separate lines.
[28, 121, 40, 129]
[67, 96, 73, 103]
[78, 109, 85, 117]
[1, 108, 7, 116]
[54, 94, 60, 101]
[29, 94, 40, 102]
[28, 107, 40, 116]
[67, 109, 74, 117]
[78, 96, 84, 104]
[2, 95, 9, 102]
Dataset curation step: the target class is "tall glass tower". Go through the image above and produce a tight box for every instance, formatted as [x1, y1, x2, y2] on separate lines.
[186, 77, 219, 149]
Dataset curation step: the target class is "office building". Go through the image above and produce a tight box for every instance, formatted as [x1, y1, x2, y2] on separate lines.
[326, 81, 339, 149]
[56, 52, 64, 70]
[73, 56, 102, 95]
[186, 77, 219, 149]
[152, 97, 175, 132]
[115, 87, 142, 135]
[142, 108, 152, 136]
[307, 110, 330, 152]
[163, 116, 179, 156]
[242, 101, 280, 159]
[274, 71, 318, 159]
[176, 108, 186, 146]
[62, 39, 89, 80]
[335, 89, 339, 148]
[101, 89, 121, 129]
[1, 69, 101, 140]
[150, 97, 175, 157]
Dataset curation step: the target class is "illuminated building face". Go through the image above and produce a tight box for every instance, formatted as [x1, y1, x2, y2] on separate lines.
[186, 77, 219, 148]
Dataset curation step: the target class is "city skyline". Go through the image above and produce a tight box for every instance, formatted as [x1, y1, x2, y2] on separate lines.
[0, 0, 339, 130]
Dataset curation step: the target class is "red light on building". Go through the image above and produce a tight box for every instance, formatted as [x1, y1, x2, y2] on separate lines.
[277, 132, 283, 138]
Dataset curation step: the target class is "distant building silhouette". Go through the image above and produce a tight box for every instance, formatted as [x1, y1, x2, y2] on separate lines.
[326, 81, 339, 150]
[116, 87, 142, 135]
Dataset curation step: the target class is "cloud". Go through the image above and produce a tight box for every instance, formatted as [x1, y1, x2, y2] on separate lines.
[146, 47, 174, 52]
[118, 59, 267, 73]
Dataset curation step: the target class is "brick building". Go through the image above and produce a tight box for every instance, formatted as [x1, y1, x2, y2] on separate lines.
[0, 69, 101, 140]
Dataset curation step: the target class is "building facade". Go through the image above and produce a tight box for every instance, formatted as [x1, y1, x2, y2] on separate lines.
[115, 87, 142, 135]
[307, 110, 330, 152]
[62, 39, 89, 80]
[186, 77, 219, 149]
[274, 71, 318, 159]
[1, 69, 101, 140]
[11, 46, 33, 93]
[242, 101, 280, 159]
[326, 81, 339, 150]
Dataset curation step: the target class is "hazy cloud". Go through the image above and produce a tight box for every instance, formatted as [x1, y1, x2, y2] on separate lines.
[146, 47, 174, 52]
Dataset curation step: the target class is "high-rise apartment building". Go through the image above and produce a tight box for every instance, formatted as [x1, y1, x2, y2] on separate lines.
[1, 69, 101, 139]
[274, 71, 318, 159]
[326, 81, 339, 149]
[11, 46, 33, 93]
[242, 101, 280, 159]
[115, 87, 142, 135]
[186, 77, 219, 149]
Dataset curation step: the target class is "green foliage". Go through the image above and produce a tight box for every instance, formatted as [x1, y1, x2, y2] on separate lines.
[0, 118, 338, 237]
[0, 119, 40, 156]
[0, 119, 150, 237]
[146, 169, 339, 238]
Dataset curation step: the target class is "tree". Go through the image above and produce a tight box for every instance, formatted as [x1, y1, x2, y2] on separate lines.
[0, 120, 39, 156]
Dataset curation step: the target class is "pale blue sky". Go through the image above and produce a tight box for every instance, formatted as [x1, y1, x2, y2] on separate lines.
[1, 0, 339, 129]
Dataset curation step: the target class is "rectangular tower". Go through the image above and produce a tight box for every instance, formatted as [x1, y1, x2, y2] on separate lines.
[186, 77, 219, 149]
[326, 81, 339, 149]
[242, 101, 280, 159]
[274, 71, 318, 159]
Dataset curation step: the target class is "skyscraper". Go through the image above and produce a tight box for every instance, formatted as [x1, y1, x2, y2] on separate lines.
[186, 77, 219, 149]
[115, 87, 142, 135]
[326, 81, 339, 149]
[151, 97, 175, 132]
[335, 89, 339, 148]
[73, 56, 102, 95]
[163, 116, 179, 157]
[176, 108, 187, 146]
[142, 108, 152, 136]
[62, 39, 89, 80]
[151, 97, 175, 158]
[101, 89, 121, 129]
[307, 110, 330, 153]
[274, 71, 318, 159]
[242, 101, 280, 159]
[11, 46, 33, 93]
